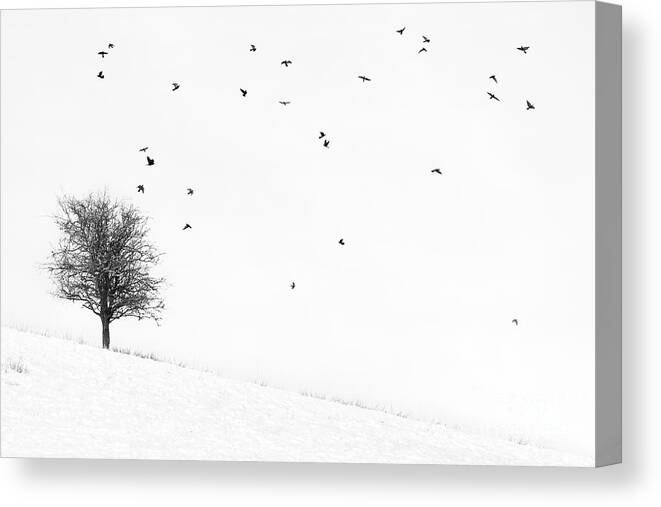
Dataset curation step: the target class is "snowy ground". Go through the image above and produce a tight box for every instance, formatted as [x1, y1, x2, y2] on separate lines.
[0, 328, 592, 465]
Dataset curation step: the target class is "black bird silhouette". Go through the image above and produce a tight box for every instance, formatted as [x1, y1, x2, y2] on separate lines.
[319, 131, 326, 139]
[98, 51, 108, 58]
[517, 46, 530, 54]
[338, 238, 345, 246]
[526, 100, 535, 110]
[108, 43, 114, 49]
[137, 185, 144, 193]
[250, 44, 256, 52]
[183, 223, 192, 231]
[358, 75, 371, 82]
[240, 88, 247, 97]
[422, 35, 430, 43]
[512, 319, 519, 326]
[187, 188, 194, 195]
[489, 74, 498, 83]
[97, 71, 104, 79]
[488, 92, 500, 101]
[396, 27, 406, 35]
[290, 282, 295, 289]
[323, 139, 330, 148]
[281, 60, 292, 67]
[146, 156, 155, 166]
[431, 168, 442, 175]
[279, 101, 291, 106]
[418, 47, 427, 54]
[171, 82, 180, 91]
[139, 147, 148, 152]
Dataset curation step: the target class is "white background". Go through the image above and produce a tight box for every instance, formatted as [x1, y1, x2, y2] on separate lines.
[1, 0, 659, 505]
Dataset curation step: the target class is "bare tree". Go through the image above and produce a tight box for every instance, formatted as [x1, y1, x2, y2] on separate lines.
[46, 191, 165, 349]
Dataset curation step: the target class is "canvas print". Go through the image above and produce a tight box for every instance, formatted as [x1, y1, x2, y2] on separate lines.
[1, 1, 609, 465]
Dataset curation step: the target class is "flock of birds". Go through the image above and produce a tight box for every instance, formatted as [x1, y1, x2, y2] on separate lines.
[486, 45, 535, 108]
[136, 145, 192, 230]
[395, 26, 431, 53]
[94, 29, 528, 325]
[391, 30, 535, 108]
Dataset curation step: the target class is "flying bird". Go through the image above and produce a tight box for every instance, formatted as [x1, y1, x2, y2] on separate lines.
[281, 60, 292, 67]
[396, 27, 406, 35]
[182, 223, 192, 231]
[512, 319, 519, 326]
[323, 139, 330, 148]
[489, 74, 498, 83]
[517, 46, 530, 54]
[488, 92, 500, 101]
[290, 282, 296, 289]
[97, 71, 104, 79]
[526, 100, 535, 110]
[358, 75, 371, 82]
[250, 44, 256, 52]
[137, 185, 144, 193]
[418, 47, 427, 54]
[338, 238, 345, 246]
[422, 35, 430, 43]
[187, 188, 194, 195]
[279, 101, 291, 106]
[139, 147, 148, 152]
[108, 43, 115, 49]
[98, 51, 108, 58]
[171, 82, 180, 91]
[431, 168, 442, 175]
[240, 88, 247, 97]
[146, 156, 155, 166]
[319, 131, 326, 139]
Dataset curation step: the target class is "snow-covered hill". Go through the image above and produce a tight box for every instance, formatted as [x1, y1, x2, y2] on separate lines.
[0, 328, 591, 465]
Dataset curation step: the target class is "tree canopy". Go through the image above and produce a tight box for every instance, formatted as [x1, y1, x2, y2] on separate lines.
[46, 191, 165, 348]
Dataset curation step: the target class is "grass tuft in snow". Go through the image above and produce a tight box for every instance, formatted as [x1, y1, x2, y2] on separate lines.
[2, 357, 28, 374]
[108, 344, 219, 374]
[299, 390, 409, 419]
[507, 435, 531, 446]
[110, 346, 168, 363]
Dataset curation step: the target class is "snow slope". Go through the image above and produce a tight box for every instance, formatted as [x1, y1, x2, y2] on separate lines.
[0, 328, 591, 465]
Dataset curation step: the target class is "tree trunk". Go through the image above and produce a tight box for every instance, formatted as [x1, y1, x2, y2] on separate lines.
[101, 314, 110, 349]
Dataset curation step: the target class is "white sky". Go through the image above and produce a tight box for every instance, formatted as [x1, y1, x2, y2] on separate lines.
[1, 2, 596, 456]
